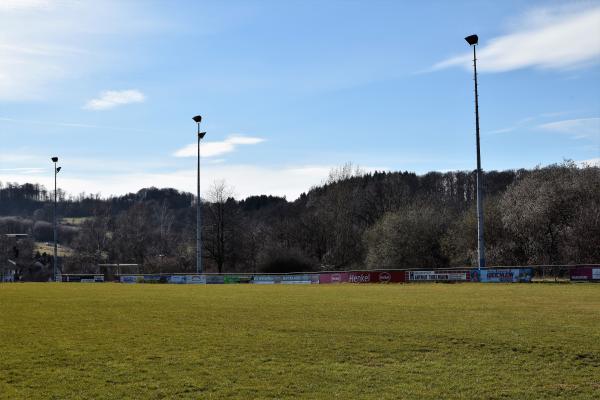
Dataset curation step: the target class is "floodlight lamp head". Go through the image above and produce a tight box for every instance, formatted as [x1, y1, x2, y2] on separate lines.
[465, 34, 478, 45]
[192, 115, 202, 123]
[56, 167, 62, 173]
[198, 131, 206, 139]
[51, 157, 58, 162]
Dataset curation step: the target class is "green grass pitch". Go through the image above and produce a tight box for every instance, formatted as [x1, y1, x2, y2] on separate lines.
[0, 283, 598, 399]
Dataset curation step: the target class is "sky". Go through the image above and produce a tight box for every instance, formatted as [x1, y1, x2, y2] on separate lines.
[0, 0, 599, 200]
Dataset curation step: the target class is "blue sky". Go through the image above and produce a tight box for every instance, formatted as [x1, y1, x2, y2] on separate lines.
[0, 0, 598, 199]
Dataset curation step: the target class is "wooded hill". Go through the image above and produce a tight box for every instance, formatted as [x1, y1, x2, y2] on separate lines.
[1, 161, 598, 278]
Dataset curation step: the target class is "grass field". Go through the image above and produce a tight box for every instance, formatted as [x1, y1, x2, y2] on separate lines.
[61, 217, 92, 226]
[0, 283, 598, 399]
[34, 242, 74, 257]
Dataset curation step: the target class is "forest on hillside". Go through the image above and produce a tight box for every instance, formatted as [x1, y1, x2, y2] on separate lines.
[1, 161, 598, 279]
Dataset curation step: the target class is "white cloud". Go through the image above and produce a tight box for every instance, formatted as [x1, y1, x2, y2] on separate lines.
[226, 136, 264, 145]
[0, 161, 382, 200]
[432, 5, 600, 72]
[84, 89, 145, 110]
[578, 158, 600, 168]
[173, 135, 265, 158]
[539, 118, 600, 139]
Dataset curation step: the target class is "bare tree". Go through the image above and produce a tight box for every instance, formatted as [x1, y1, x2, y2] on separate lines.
[203, 180, 237, 273]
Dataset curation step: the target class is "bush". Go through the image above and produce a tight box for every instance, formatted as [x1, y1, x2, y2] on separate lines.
[364, 204, 449, 269]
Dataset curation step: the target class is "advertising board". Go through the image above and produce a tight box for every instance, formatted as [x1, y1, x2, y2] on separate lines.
[168, 275, 187, 284]
[251, 274, 319, 284]
[120, 275, 139, 284]
[185, 274, 206, 284]
[63, 275, 105, 282]
[348, 272, 371, 283]
[280, 274, 318, 284]
[348, 271, 406, 283]
[223, 275, 253, 284]
[318, 272, 348, 284]
[407, 270, 469, 282]
[372, 271, 405, 283]
[318, 271, 405, 284]
[570, 267, 600, 282]
[205, 275, 225, 284]
[470, 268, 532, 283]
[142, 275, 166, 283]
[252, 275, 276, 284]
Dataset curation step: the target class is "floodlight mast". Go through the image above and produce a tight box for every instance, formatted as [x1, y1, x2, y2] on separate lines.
[193, 116, 206, 274]
[465, 34, 486, 270]
[51, 156, 61, 281]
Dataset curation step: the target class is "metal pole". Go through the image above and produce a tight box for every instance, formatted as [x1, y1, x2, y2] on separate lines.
[472, 44, 486, 270]
[197, 125, 202, 274]
[53, 161, 58, 281]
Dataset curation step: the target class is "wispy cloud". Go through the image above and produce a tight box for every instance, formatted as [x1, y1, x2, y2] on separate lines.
[0, 152, 35, 163]
[0, 1, 161, 101]
[484, 111, 592, 136]
[173, 135, 265, 158]
[431, 4, 600, 73]
[486, 127, 516, 135]
[0, 0, 52, 11]
[84, 89, 145, 110]
[539, 118, 600, 139]
[0, 167, 44, 174]
[0, 1, 85, 100]
[0, 116, 152, 133]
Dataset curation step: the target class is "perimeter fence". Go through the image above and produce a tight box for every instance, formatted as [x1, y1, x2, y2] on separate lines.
[56, 265, 600, 285]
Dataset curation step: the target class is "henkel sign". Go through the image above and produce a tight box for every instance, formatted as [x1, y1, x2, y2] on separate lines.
[319, 271, 405, 284]
[348, 273, 371, 283]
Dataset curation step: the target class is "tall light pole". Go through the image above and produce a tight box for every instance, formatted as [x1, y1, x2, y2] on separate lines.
[192, 116, 206, 274]
[465, 34, 485, 270]
[51, 156, 62, 281]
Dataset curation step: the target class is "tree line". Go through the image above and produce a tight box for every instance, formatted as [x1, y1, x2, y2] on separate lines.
[1, 161, 598, 278]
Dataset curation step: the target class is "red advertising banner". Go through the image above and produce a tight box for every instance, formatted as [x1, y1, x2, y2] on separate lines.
[319, 271, 405, 284]
[319, 273, 348, 284]
[570, 267, 600, 282]
[370, 271, 405, 283]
